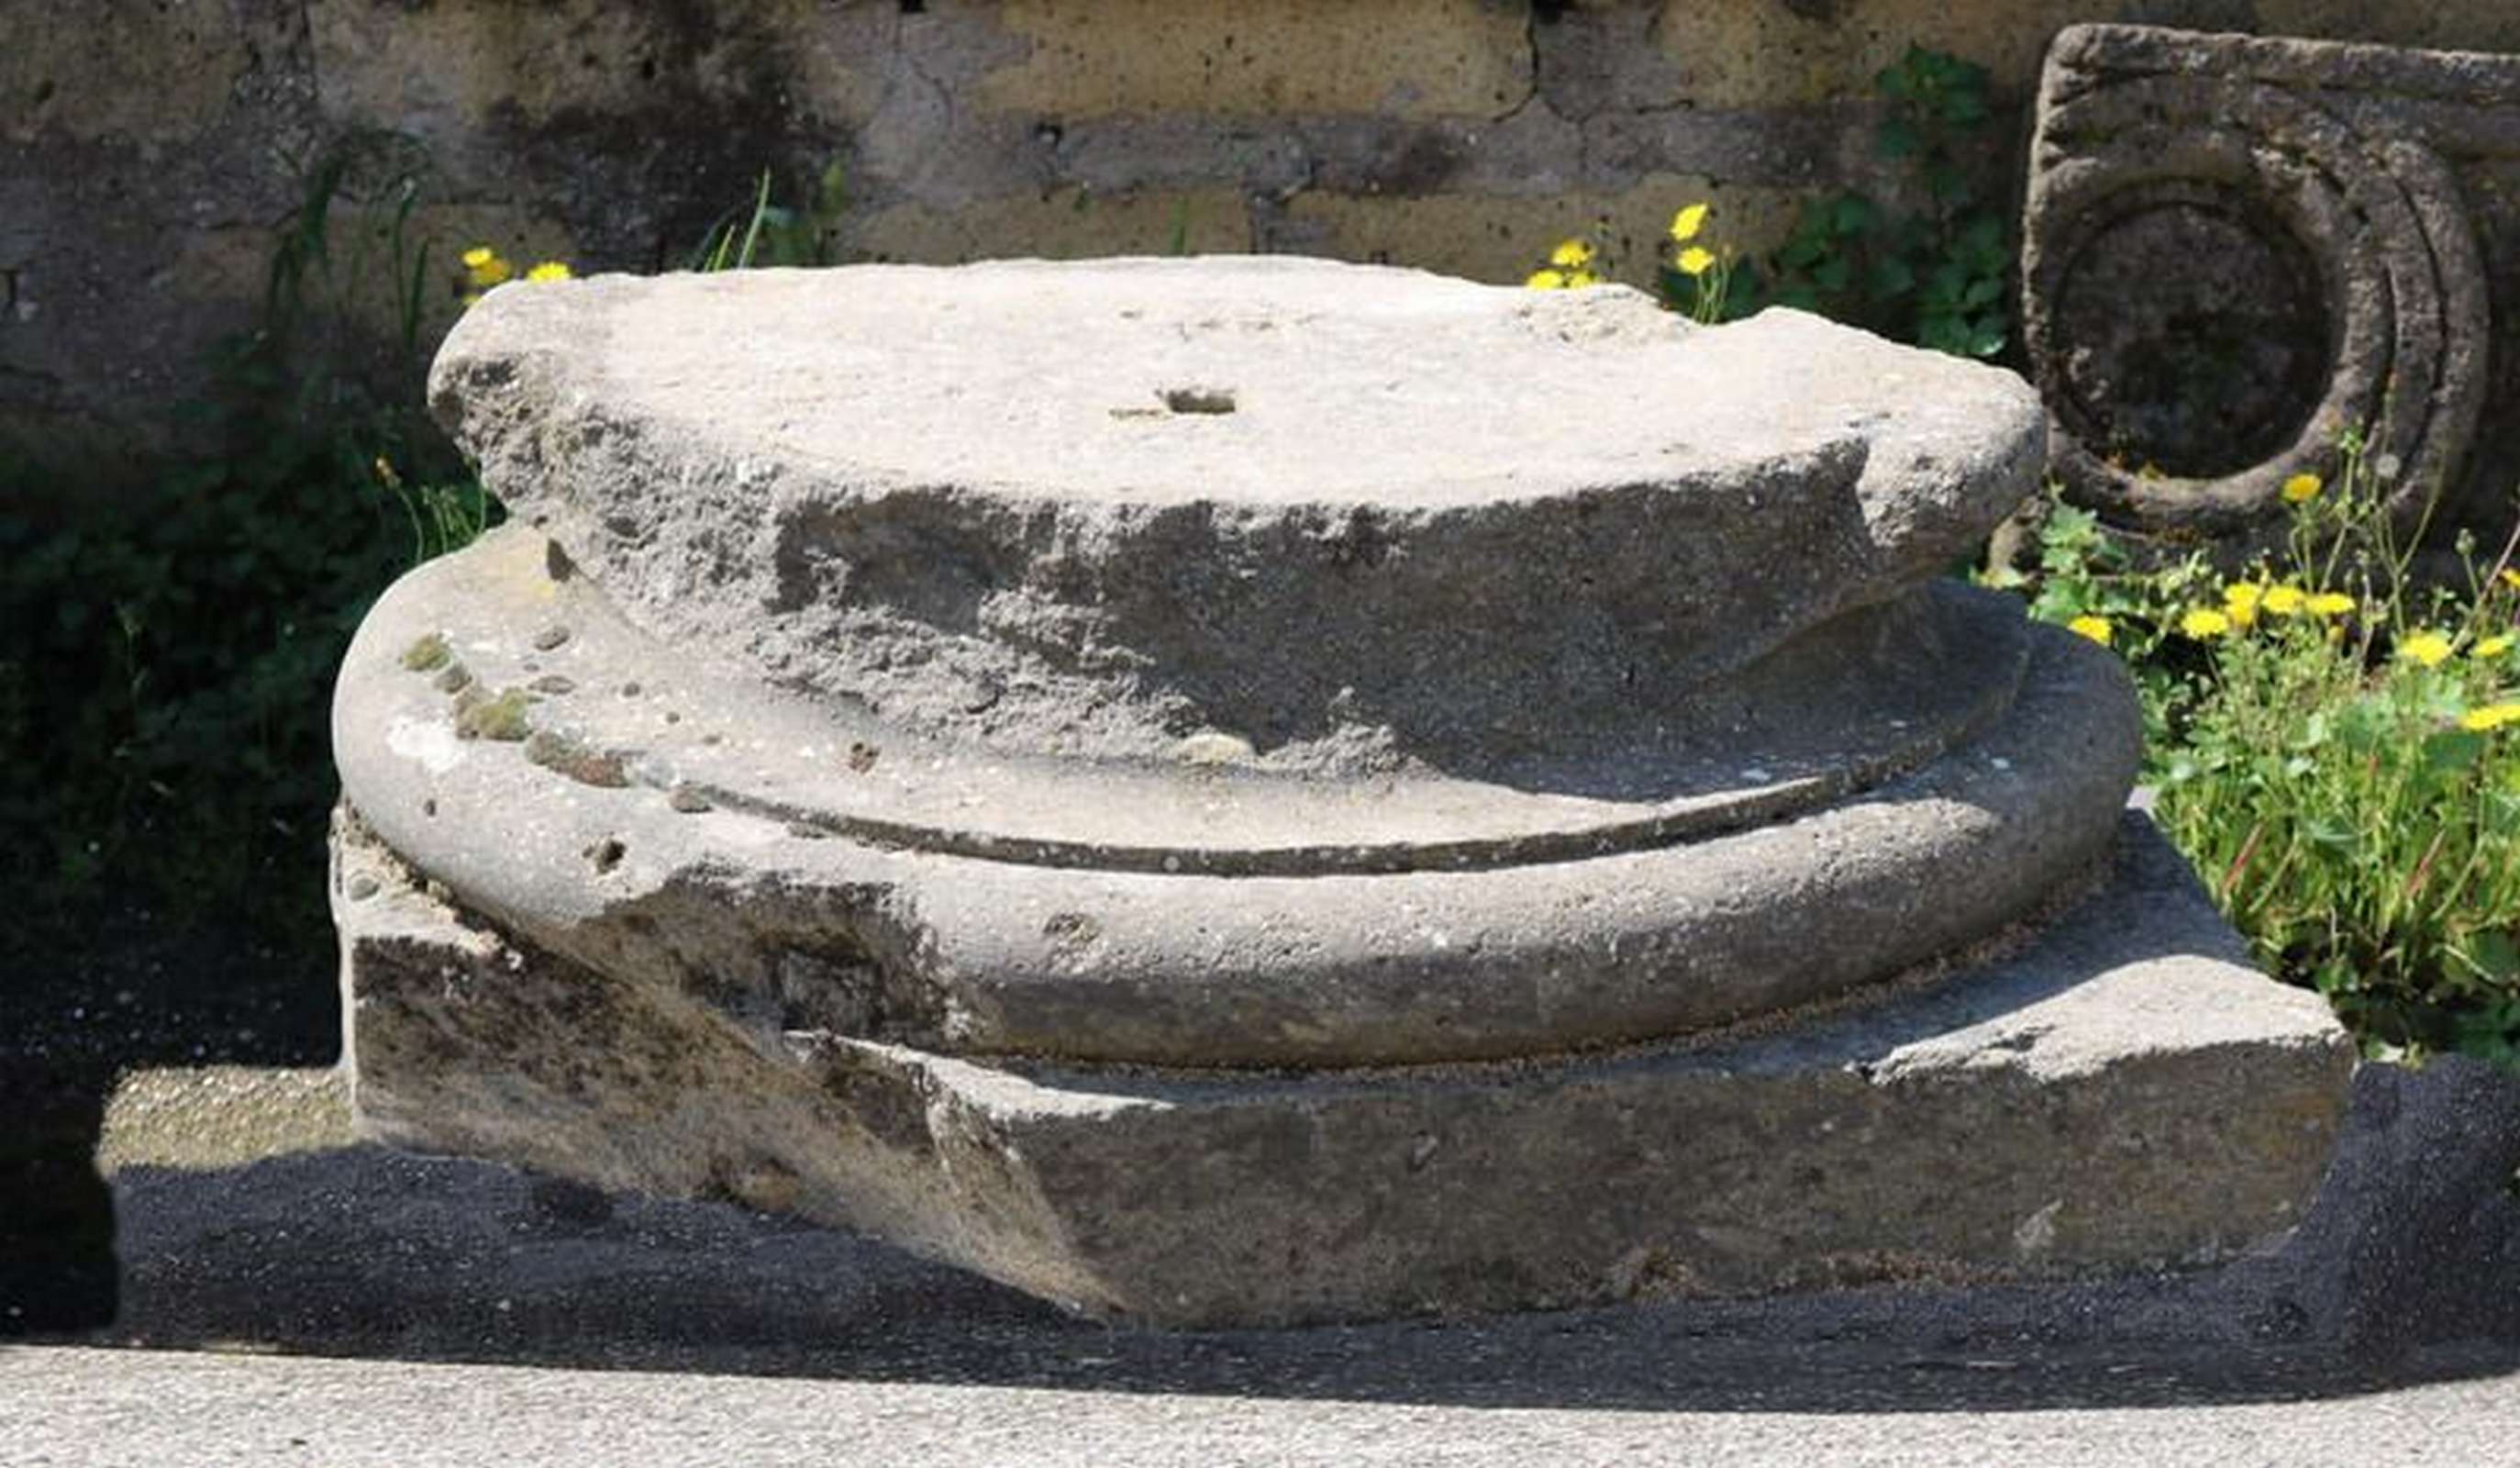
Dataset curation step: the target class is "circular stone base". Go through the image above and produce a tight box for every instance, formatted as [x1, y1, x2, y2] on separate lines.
[335, 528, 2140, 1068]
[334, 810, 2350, 1327]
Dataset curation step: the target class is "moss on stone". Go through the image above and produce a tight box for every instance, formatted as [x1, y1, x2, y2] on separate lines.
[401, 631, 451, 673]
[455, 686, 536, 741]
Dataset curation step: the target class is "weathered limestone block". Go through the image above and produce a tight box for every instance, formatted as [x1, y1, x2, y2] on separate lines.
[2022, 24, 2520, 556]
[333, 258, 2352, 1326]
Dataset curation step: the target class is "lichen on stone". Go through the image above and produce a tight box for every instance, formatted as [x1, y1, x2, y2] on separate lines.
[455, 686, 537, 741]
[401, 631, 452, 673]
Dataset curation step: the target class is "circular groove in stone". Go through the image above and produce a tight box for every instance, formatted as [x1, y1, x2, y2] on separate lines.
[333, 615, 2138, 1068]
[2026, 69, 2485, 540]
[341, 528, 2030, 877]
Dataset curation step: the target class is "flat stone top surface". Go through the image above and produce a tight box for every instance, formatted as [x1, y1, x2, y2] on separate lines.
[426, 260, 2048, 770]
[434, 256, 2035, 513]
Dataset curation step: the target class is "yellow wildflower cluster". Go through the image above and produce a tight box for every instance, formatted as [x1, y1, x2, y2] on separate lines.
[2397, 629, 2456, 668]
[2462, 702, 2520, 732]
[2179, 578, 2357, 639]
[461, 245, 572, 306]
[1669, 203, 1715, 279]
[2280, 473, 2323, 504]
[1526, 238, 1603, 291]
[2067, 614, 2113, 646]
[1522, 202, 1726, 321]
[2180, 606, 2233, 639]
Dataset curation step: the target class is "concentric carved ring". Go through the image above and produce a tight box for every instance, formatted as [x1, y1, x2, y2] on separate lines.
[2025, 69, 2486, 544]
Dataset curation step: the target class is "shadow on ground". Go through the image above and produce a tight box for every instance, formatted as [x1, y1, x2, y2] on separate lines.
[0, 914, 340, 1337]
[58, 1050, 2520, 1417]
[11, 915, 2520, 1417]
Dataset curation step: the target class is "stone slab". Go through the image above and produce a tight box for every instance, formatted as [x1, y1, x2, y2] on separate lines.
[2022, 23, 2520, 556]
[337, 810, 2351, 1329]
[430, 261, 2048, 772]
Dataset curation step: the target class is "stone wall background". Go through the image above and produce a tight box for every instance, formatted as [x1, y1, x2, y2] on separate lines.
[10, 0, 2520, 471]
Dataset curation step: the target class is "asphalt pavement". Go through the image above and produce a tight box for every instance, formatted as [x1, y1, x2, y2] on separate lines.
[6, 1341, 2520, 1467]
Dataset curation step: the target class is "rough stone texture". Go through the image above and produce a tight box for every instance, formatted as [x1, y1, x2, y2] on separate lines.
[427, 261, 2048, 774]
[328, 259, 2354, 1325]
[83, 1046, 2520, 1362]
[335, 806, 2349, 1328]
[333, 529, 2129, 1070]
[23, 1, 2520, 471]
[2022, 23, 2520, 556]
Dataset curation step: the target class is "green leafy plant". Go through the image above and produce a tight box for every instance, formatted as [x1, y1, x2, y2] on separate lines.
[1, 145, 497, 955]
[1730, 45, 2012, 357]
[1518, 47, 2011, 358]
[1995, 445, 2520, 1066]
[688, 161, 849, 272]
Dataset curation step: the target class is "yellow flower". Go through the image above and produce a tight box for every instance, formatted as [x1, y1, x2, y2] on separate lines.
[2281, 473, 2323, 504]
[2474, 634, 2514, 659]
[462, 246, 513, 288]
[1670, 203, 1710, 243]
[2066, 615, 2113, 647]
[2399, 629, 2455, 668]
[2180, 607, 2233, 639]
[2306, 592, 2356, 617]
[1526, 268, 1568, 291]
[2261, 584, 2306, 617]
[2459, 703, 2520, 733]
[1563, 269, 1603, 288]
[526, 261, 573, 283]
[2221, 580, 2264, 629]
[1549, 239, 1596, 268]
[2503, 569, 2520, 592]
[1676, 246, 1716, 278]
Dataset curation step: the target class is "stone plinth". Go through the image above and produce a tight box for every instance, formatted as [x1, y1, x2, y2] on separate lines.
[332, 258, 2352, 1326]
[2022, 24, 2520, 558]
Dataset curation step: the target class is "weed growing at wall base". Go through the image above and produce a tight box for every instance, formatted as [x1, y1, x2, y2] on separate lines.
[0, 149, 499, 958]
[1997, 445, 2520, 1065]
[1521, 46, 2011, 358]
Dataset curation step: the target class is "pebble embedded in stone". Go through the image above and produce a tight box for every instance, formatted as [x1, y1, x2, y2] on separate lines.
[532, 624, 572, 651]
[1177, 731, 1256, 764]
[525, 728, 629, 787]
